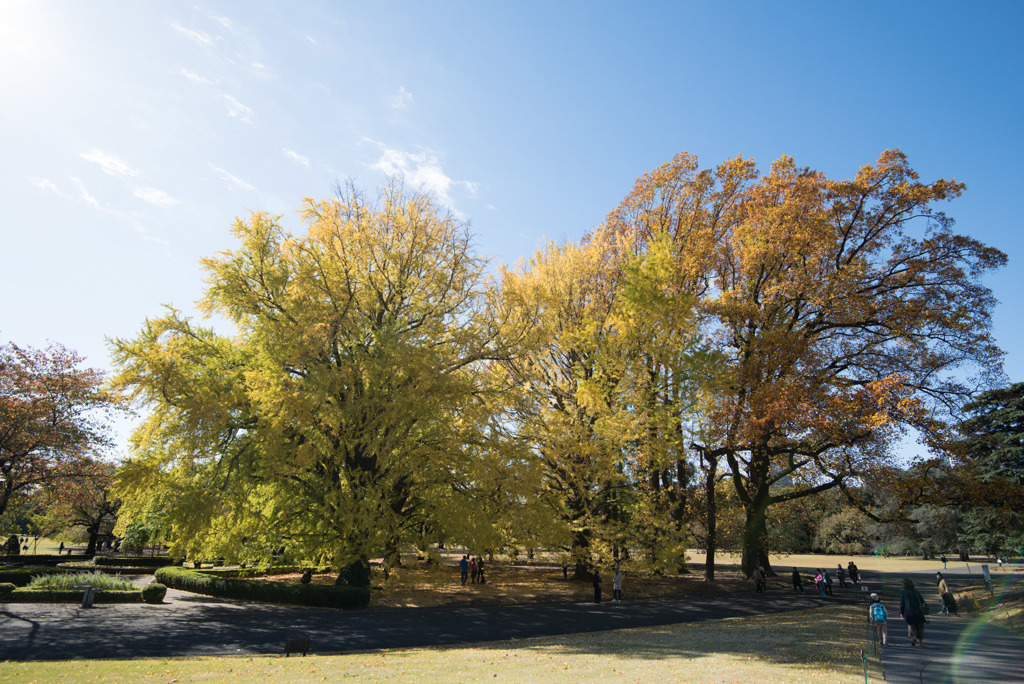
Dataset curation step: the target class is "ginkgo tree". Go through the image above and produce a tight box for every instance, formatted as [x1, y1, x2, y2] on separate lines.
[608, 230, 726, 575]
[603, 149, 1006, 576]
[111, 182, 515, 584]
[494, 229, 712, 577]
[495, 237, 630, 577]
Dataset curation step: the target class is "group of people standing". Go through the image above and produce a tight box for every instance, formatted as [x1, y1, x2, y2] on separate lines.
[591, 567, 624, 603]
[789, 561, 859, 595]
[457, 556, 630, 604]
[458, 555, 486, 585]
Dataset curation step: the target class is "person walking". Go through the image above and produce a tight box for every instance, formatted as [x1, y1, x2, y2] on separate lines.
[823, 568, 833, 596]
[470, 557, 478, 584]
[940, 553, 948, 569]
[900, 578, 928, 647]
[476, 557, 486, 584]
[836, 564, 847, 588]
[815, 570, 827, 598]
[936, 572, 957, 616]
[869, 593, 889, 646]
[848, 561, 860, 585]
[613, 568, 623, 602]
[753, 567, 763, 592]
[791, 568, 804, 593]
[592, 569, 602, 603]
[459, 555, 469, 585]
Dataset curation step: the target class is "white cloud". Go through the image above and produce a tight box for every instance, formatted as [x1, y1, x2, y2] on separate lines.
[134, 187, 179, 208]
[29, 177, 60, 194]
[304, 34, 317, 45]
[70, 177, 100, 208]
[366, 142, 476, 212]
[284, 148, 310, 167]
[140, 233, 171, 247]
[170, 22, 213, 48]
[208, 163, 256, 192]
[390, 86, 414, 110]
[222, 94, 253, 124]
[80, 149, 138, 178]
[179, 68, 214, 85]
[210, 14, 235, 31]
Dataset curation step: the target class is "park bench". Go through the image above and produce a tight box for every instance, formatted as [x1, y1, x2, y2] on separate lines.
[285, 637, 309, 656]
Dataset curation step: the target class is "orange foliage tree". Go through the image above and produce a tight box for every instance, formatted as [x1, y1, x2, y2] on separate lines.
[0, 341, 115, 520]
[601, 150, 1005, 576]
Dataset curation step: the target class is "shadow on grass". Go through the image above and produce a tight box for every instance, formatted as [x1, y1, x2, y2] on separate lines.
[461, 604, 880, 678]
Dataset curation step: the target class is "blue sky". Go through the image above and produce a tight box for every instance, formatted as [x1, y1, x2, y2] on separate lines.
[2, 1, 1022, 454]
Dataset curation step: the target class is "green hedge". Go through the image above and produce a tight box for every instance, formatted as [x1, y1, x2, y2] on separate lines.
[0, 568, 69, 587]
[197, 565, 304, 578]
[93, 555, 176, 568]
[141, 582, 167, 604]
[0, 554, 94, 566]
[154, 566, 369, 609]
[3, 589, 142, 603]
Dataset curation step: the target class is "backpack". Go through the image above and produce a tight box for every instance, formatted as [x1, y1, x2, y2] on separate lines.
[871, 603, 886, 622]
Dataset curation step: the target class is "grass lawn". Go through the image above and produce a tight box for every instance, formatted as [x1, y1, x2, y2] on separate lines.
[0, 603, 884, 683]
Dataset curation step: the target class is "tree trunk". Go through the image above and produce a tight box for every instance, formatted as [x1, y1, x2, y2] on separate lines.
[85, 526, 100, 556]
[740, 498, 771, 578]
[571, 529, 592, 580]
[704, 457, 718, 582]
[383, 536, 402, 577]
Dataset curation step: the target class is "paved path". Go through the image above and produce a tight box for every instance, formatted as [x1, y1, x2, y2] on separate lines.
[1, 586, 842, 661]
[866, 570, 1024, 684]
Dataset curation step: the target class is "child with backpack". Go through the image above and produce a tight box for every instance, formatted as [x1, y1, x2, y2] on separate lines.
[869, 593, 888, 646]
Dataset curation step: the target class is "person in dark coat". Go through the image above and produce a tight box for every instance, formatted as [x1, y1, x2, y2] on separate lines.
[791, 568, 804, 593]
[592, 570, 602, 603]
[900, 577, 927, 647]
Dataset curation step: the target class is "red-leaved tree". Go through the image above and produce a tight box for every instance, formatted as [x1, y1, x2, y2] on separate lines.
[0, 341, 114, 519]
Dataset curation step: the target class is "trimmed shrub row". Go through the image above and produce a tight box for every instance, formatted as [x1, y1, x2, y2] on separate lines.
[155, 566, 370, 609]
[1, 589, 143, 604]
[0, 568, 69, 587]
[197, 565, 304, 579]
[1, 554, 94, 566]
[93, 555, 176, 568]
